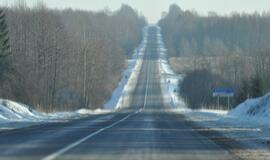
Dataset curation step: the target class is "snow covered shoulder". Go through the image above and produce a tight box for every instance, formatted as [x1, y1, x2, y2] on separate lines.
[156, 26, 185, 110]
[0, 27, 148, 130]
[104, 26, 147, 110]
[0, 99, 109, 130]
[157, 24, 270, 159]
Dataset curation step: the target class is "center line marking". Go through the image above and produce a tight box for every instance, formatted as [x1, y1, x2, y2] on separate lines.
[143, 58, 150, 109]
[41, 110, 141, 160]
[43, 30, 150, 160]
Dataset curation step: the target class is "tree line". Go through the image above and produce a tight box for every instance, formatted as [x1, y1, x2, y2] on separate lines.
[160, 4, 270, 109]
[0, 1, 145, 112]
[180, 69, 265, 109]
[159, 4, 270, 57]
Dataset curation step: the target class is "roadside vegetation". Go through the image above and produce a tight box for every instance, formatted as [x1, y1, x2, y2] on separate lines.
[159, 4, 270, 109]
[180, 69, 232, 109]
[0, 1, 145, 112]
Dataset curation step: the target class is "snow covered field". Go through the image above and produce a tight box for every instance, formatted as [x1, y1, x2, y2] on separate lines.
[157, 26, 270, 159]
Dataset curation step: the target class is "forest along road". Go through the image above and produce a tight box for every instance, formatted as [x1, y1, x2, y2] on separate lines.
[0, 26, 239, 160]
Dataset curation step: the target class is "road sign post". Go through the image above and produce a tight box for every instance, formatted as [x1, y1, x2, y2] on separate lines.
[228, 95, 230, 110]
[213, 88, 234, 110]
[217, 96, 220, 109]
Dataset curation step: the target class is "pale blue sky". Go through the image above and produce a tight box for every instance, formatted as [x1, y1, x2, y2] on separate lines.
[1, 0, 270, 23]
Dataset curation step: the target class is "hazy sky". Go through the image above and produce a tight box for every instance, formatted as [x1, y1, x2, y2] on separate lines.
[1, 0, 270, 23]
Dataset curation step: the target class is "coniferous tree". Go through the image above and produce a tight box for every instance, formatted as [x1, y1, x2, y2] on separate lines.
[0, 9, 11, 79]
[236, 79, 250, 104]
[0, 9, 10, 58]
[0, 4, 145, 111]
[250, 75, 267, 98]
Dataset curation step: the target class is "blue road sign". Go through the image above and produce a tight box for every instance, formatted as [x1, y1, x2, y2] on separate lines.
[213, 88, 234, 97]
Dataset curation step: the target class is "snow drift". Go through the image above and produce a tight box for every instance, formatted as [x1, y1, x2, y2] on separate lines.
[157, 24, 270, 159]
[0, 99, 109, 124]
[229, 93, 270, 125]
[0, 99, 42, 122]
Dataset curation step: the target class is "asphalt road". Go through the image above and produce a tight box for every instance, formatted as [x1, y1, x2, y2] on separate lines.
[0, 26, 238, 160]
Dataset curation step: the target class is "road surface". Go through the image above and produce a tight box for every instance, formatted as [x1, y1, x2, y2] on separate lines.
[0, 26, 238, 160]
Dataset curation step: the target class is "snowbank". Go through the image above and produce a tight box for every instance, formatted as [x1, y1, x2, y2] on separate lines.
[0, 99, 110, 129]
[158, 24, 270, 159]
[229, 93, 270, 125]
[179, 105, 270, 159]
[170, 93, 270, 159]
[0, 99, 42, 122]
[0, 27, 148, 130]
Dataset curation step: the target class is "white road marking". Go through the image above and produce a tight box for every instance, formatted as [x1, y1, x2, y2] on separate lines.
[143, 58, 150, 109]
[42, 38, 150, 160]
[41, 110, 141, 160]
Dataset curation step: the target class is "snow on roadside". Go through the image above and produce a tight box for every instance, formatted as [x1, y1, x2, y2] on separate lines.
[104, 59, 137, 109]
[104, 26, 147, 110]
[228, 93, 270, 125]
[157, 24, 270, 159]
[104, 46, 144, 110]
[0, 27, 148, 130]
[104, 57, 142, 110]
[156, 26, 186, 110]
[164, 76, 270, 158]
[159, 59, 185, 109]
[115, 59, 143, 109]
[0, 99, 110, 130]
[178, 106, 270, 159]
